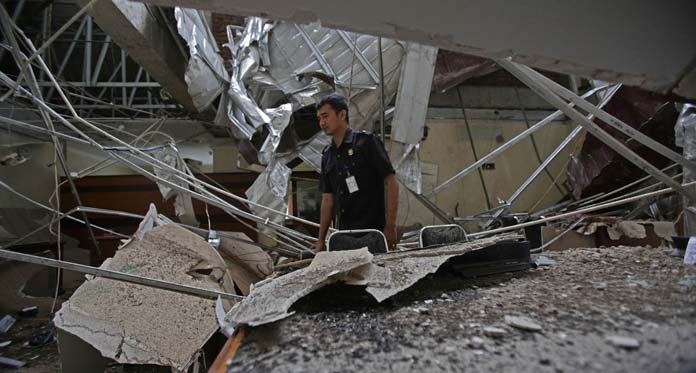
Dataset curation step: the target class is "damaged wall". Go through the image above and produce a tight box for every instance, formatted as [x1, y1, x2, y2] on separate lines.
[396, 115, 578, 228]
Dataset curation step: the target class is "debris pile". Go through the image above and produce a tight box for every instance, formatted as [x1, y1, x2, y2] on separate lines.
[54, 223, 235, 370]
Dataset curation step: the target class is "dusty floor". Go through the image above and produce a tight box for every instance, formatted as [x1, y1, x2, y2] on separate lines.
[2, 245, 695, 372]
[229, 245, 696, 373]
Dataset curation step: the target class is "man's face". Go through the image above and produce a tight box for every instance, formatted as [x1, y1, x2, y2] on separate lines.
[317, 104, 346, 135]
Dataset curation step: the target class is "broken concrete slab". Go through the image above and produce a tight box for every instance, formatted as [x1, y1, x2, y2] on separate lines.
[225, 248, 374, 327]
[366, 235, 519, 302]
[225, 235, 521, 327]
[54, 224, 236, 371]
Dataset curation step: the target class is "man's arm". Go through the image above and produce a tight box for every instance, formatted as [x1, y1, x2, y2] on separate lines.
[314, 193, 334, 252]
[384, 174, 399, 250]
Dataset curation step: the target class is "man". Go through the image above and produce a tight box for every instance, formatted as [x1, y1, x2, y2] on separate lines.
[313, 94, 399, 253]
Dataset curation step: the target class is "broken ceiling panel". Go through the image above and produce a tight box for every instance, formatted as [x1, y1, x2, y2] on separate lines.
[177, 11, 406, 165]
[224, 234, 520, 328]
[53, 224, 236, 370]
[366, 235, 515, 302]
[175, 7, 228, 111]
[225, 248, 374, 326]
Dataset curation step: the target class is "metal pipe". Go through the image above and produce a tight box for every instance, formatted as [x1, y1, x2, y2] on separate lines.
[35, 81, 161, 88]
[45, 16, 88, 101]
[484, 84, 622, 226]
[3, 70, 319, 236]
[86, 60, 123, 117]
[121, 49, 127, 105]
[533, 217, 586, 253]
[128, 67, 144, 107]
[72, 206, 305, 258]
[583, 172, 683, 209]
[38, 2, 51, 90]
[572, 163, 680, 208]
[0, 206, 132, 251]
[405, 184, 457, 225]
[0, 33, 322, 237]
[515, 63, 696, 175]
[0, 10, 102, 258]
[91, 34, 111, 85]
[457, 86, 491, 210]
[0, 115, 92, 145]
[497, 58, 696, 201]
[469, 180, 696, 239]
[0, 249, 243, 301]
[84, 16, 93, 84]
[24, 0, 100, 67]
[109, 152, 315, 252]
[0, 0, 25, 63]
[515, 86, 565, 196]
[62, 90, 161, 116]
[428, 84, 612, 197]
[0, 181, 129, 239]
[485, 125, 584, 227]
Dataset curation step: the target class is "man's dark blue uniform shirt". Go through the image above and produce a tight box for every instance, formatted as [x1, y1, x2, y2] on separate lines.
[319, 128, 395, 230]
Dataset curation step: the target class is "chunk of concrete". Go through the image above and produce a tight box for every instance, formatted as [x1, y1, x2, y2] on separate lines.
[54, 224, 236, 371]
[366, 235, 514, 302]
[224, 234, 520, 327]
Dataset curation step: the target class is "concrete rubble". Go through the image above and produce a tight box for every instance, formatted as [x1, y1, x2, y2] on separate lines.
[224, 234, 520, 328]
[224, 248, 375, 327]
[53, 223, 237, 371]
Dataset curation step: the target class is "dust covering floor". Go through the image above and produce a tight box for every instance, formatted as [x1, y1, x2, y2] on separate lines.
[229, 245, 696, 372]
[2, 245, 695, 372]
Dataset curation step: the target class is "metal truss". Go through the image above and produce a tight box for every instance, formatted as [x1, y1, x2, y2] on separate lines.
[0, 0, 179, 118]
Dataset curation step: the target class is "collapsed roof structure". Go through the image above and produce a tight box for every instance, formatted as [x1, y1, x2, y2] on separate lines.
[0, 0, 695, 371]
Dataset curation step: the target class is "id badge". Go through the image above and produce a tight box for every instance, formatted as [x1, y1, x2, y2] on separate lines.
[345, 176, 359, 194]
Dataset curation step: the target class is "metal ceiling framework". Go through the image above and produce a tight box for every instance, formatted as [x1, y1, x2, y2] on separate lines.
[0, 0, 182, 119]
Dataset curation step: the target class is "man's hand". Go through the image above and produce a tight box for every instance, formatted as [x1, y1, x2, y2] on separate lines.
[314, 240, 326, 253]
[384, 223, 397, 251]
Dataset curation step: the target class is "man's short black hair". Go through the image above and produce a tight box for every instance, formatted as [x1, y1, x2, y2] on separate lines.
[317, 93, 349, 122]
